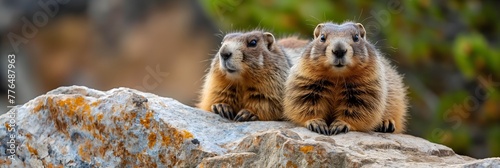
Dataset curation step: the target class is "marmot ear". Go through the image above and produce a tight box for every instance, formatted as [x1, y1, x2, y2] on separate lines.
[355, 23, 366, 40]
[313, 24, 324, 39]
[263, 32, 275, 50]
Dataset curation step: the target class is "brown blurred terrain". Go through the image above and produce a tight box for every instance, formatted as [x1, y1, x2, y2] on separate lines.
[1, 0, 217, 110]
[1, 0, 499, 159]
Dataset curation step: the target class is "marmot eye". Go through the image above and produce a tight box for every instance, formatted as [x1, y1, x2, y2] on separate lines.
[248, 39, 257, 47]
[320, 34, 326, 42]
[353, 34, 359, 42]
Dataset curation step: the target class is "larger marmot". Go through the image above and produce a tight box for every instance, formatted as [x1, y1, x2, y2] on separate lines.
[283, 22, 408, 135]
[198, 31, 290, 121]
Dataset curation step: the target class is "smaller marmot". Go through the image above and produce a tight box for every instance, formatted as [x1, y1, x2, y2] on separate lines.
[283, 22, 408, 135]
[198, 31, 290, 121]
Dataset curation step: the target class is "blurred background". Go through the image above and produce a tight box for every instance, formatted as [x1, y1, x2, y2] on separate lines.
[1, 0, 499, 158]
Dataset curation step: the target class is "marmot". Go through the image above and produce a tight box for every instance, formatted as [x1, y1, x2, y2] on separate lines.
[198, 31, 290, 121]
[283, 22, 408, 135]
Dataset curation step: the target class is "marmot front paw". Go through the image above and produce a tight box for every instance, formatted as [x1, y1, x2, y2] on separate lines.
[374, 119, 395, 133]
[211, 103, 235, 120]
[329, 120, 350, 135]
[234, 109, 259, 121]
[305, 118, 329, 135]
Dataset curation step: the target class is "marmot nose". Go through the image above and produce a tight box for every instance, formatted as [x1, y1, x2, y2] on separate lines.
[221, 52, 232, 60]
[333, 49, 347, 58]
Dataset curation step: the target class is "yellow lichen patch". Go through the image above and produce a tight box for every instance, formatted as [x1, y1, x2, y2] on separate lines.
[0, 158, 12, 165]
[25, 133, 33, 140]
[92, 130, 104, 142]
[114, 142, 125, 157]
[57, 96, 91, 117]
[158, 150, 168, 164]
[236, 155, 244, 165]
[78, 140, 92, 162]
[140, 111, 154, 129]
[32, 101, 44, 113]
[83, 121, 92, 132]
[136, 153, 157, 167]
[4, 123, 11, 131]
[299, 145, 314, 154]
[90, 100, 100, 107]
[148, 133, 157, 148]
[49, 96, 95, 136]
[88, 115, 94, 122]
[45, 164, 57, 168]
[77, 97, 91, 117]
[161, 132, 171, 146]
[123, 112, 138, 124]
[182, 130, 193, 139]
[317, 147, 326, 156]
[26, 144, 38, 156]
[47, 98, 67, 136]
[83, 112, 105, 136]
[97, 113, 104, 121]
[286, 161, 298, 168]
[98, 145, 109, 157]
[170, 155, 178, 165]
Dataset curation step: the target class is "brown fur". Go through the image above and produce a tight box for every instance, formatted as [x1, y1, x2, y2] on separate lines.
[283, 22, 408, 135]
[278, 36, 310, 66]
[278, 36, 310, 49]
[197, 31, 289, 121]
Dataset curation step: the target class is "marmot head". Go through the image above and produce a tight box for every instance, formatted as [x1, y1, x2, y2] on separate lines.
[215, 31, 278, 78]
[308, 22, 374, 74]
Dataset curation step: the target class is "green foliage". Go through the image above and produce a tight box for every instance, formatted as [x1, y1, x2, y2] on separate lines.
[454, 33, 500, 79]
[489, 125, 500, 156]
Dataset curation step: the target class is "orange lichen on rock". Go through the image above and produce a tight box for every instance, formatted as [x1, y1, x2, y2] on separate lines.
[47, 96, 95, 137]
[286, 161, 298, 168]
[114, 142, 130, 158]
[32, 100, 45, 113]
[140, 111, 154, 129]
[148, 133, 157, 148]
[236, 156, 244, 165]
[299, 145, 314, 154]
[97, 113, 104, 121]
[98, 144, 109, 157]
[25, 133, 33, 140]
[161, 131, 171, 146]
[0, 158, 12, 165]
[158, 127, 194, 150]
[122, 112, 137, 126]
[136, 153, 157, 168]
[182, 130, 193, 139]
[4, 122, 11, 130]
[90, 100, 101, 107]
[78, 140, 92, 162]
[56, 96, 90, 117]
[26, 143, 38, 156]
[92, 130, 104, 142]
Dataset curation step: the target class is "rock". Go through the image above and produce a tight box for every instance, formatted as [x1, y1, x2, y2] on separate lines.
[0, 86, 498, 167]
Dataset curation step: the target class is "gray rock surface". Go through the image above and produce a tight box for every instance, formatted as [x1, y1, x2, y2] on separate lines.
[0, 86, 498, 167]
